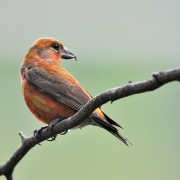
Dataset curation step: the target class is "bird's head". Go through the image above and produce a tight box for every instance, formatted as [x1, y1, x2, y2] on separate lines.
[27, 37, 76, 65]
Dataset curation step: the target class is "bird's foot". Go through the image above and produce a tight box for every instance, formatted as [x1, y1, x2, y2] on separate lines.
[34, 126, 48, 145]
[33, 117, 69, 144]
[48, 118, 62, 130]
[48, 118, 68, 136]
[33, 125, 57, 143]
[60, 130, 68, 135]
[47, 135, 57, 141]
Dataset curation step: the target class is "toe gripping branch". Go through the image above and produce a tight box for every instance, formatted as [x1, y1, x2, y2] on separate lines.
[33, 118, 68, 144]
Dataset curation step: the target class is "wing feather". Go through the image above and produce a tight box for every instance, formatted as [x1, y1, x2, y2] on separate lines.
[24, 66, 131, 145]
[26, 66, 88, 111]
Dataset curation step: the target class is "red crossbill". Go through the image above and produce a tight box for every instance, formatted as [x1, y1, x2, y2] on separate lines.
[20, 37, 131, 146]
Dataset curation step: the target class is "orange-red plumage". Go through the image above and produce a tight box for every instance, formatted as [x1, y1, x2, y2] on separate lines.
[20, 37, 131, 145]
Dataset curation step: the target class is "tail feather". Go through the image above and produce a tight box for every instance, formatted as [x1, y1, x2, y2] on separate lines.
[103, 113, 123, 129]
[91, 116, 132, 146]
[105, 128, 132, 146]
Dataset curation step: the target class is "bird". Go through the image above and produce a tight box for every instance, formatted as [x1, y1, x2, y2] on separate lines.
[20, 37, 131, 146]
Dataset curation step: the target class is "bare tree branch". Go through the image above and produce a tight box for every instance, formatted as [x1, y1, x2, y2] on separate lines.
[0, 66, 180, 180]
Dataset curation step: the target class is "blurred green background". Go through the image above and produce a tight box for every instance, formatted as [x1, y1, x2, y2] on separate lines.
[0, 1, 180, 180]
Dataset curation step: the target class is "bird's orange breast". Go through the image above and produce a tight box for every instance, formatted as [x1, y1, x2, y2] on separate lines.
[22, 79, 77, 124]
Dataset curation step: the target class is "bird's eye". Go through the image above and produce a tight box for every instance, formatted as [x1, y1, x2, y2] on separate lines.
[51, 43, 60, 51]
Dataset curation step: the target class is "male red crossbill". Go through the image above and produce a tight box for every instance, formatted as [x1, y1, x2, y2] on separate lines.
[20, 37, 131, 146]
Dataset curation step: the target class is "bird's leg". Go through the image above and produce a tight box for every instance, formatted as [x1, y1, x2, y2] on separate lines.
[34, 126, 57, 141]
[33, 124, 57, 142]
[48, 117, 62, 130]
[34, 126, 48, 137]
[33, 117, 69, 143]
[33, 126, 48, 145]
[34, 125, 57, 142]
[46, 118, 60, 141]
[47, 117, 68, 141]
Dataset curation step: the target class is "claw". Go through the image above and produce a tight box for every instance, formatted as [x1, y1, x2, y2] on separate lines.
[33, 117, 68, 144]
[48, 118, 68, 135]
[34, 126, 48, 145]
[48, 117, 62, 130]
[47, 135, 57, 141]
[47, 118, 68, 138]
[60, 130, 68, 135]
[34, 126, 48, 136]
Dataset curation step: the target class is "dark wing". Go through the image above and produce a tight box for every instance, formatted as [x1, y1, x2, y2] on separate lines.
[25, 66, 89, 111]
[25, 66, 131, 145]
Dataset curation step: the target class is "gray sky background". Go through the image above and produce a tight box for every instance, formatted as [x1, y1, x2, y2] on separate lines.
[1, 0, 180, 63]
